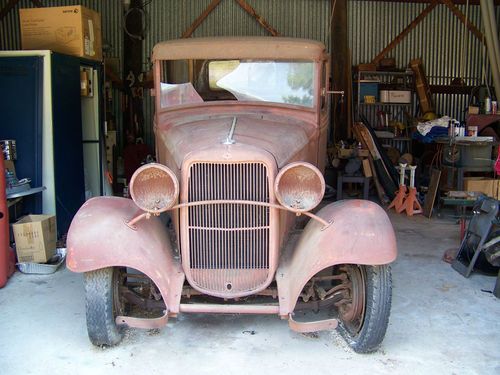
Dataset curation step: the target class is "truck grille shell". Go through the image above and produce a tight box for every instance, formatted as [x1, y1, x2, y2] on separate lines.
[184, 162, 272, 296]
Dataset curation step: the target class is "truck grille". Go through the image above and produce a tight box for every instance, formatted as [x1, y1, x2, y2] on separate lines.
[187, 162, 270, 295]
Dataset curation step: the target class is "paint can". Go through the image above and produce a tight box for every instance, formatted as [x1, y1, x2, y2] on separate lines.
[468, 126, 478, 137]
[485, 97, 492, 114]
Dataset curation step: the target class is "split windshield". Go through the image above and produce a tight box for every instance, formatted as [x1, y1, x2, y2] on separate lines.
[159, 59, 315, 109]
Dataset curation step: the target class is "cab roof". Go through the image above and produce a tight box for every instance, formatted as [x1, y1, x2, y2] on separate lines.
[152, 37, 327, 62]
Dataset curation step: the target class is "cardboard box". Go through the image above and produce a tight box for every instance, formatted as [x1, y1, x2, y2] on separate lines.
[356, 81, 379, 102]
[464, 177, 500, 199]
[12, 215, 57, 263]
[20, 6, 102, 61]
[380, 90, 412, 103]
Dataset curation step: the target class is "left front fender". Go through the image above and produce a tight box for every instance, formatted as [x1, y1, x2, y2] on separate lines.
[276, 199, 397, 316]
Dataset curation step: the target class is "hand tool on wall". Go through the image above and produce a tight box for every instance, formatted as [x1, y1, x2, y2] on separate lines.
[388, 163, 407, 213]
[401, 165, 422, 216]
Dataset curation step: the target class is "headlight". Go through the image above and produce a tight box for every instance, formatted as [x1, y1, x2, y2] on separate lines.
[274, 162, 325, 213]
[129, 163, 179, 214]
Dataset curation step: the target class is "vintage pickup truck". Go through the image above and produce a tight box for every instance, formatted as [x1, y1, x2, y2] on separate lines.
[67, 37, 397, 353]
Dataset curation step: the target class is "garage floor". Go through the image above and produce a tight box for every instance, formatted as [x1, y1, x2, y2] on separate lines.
[1, 212, 499, 375]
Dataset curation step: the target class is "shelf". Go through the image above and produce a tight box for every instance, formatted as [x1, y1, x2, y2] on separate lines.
[359, 102, 412, 106]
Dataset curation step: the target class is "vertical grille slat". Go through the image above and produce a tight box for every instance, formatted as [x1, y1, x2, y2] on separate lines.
[187, 162, 270, 294]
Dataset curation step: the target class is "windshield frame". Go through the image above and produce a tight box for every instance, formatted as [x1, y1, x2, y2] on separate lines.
[154, 58, 323, 114]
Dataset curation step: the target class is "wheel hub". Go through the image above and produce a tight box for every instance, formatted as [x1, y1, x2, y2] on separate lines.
[336, 265, 366, 334]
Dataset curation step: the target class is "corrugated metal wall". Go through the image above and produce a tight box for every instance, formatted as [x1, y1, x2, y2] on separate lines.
[1, 0, 499, 147]
[349, 1, 499, 122]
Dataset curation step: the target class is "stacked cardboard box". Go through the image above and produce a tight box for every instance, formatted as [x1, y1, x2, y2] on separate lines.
[464, 177, 500, 200]
[19, 5, 102, 61]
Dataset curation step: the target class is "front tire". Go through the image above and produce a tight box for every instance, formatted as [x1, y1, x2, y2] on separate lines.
[84, 267, 125, 347]
[335, 264, 392, 353]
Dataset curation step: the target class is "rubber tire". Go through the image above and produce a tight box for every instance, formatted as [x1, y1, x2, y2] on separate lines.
[337, 265, 392, 353]
[84, 267, 124, 347]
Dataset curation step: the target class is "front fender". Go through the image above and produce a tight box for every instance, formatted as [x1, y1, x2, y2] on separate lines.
[276, 199, 397, 316]
[66, 197, 185, 314]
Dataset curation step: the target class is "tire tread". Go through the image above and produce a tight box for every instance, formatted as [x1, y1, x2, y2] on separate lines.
[84, 268, 123, 347]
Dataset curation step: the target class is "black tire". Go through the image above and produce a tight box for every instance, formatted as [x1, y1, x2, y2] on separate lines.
[84, 267, 125, 347]
[336, 264, 392, 353]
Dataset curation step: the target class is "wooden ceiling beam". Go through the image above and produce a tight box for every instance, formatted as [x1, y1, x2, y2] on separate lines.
[354, 0, 500, 5]
[371, 1, 438, 65]
[181, 0, 222, 38]
[440, 0, 484, 43]
[234, 0, 280, 36]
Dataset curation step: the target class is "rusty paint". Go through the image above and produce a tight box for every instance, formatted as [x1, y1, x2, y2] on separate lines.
[67, 37, 397, 337]
[274, 162, 325, 213]
[276, 199, 397, 316]
[179, 303, 279, 314]
[129, 163, 179, 214]
[116, 311, 169, 329]
[288, 314, 338, 333]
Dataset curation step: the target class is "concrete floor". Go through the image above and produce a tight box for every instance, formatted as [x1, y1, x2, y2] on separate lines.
[0, 212, 499, 375]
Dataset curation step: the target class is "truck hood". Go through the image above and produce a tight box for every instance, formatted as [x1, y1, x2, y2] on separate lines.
[156, 114, 316, 169]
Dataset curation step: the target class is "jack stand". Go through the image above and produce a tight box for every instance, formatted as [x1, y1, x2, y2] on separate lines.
[389, 163, 407, 212]
[401, 165, 422, 216]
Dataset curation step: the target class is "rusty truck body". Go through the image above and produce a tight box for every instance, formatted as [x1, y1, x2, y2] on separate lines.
[67, 37, 397, 353]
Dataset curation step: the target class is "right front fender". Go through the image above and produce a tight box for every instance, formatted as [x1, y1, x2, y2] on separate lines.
[276, 199, 397, 316]
[66, 196, 185, 314]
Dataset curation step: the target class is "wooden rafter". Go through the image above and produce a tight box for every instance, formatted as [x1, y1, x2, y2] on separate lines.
[234, 0, 279, 36]
[181, 0, 279, 38]
[182, 0, 222, 38]
[370, 0, 488, 64]
[371, 1, 438, 65]
[440, 0, 484, 43]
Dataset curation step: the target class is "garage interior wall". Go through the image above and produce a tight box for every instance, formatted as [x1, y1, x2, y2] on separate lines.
[1, 1, 499, 148]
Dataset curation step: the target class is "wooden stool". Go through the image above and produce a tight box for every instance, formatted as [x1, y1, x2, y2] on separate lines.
[337, 172, 370, 200]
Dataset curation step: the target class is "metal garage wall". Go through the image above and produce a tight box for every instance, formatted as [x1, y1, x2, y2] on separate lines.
[349, 1, 500, 120]
[2, 1, 499, 145]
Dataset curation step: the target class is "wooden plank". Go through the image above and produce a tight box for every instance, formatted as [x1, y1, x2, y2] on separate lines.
[235, 0, 280, 36]
[423, 168, 441, 218]
[181, 0, 222, 38]
[440, 0, 484, 44]
[371, 1, 438, 65]
[353, 123, 387, 204]
[331, 0, 349, 141]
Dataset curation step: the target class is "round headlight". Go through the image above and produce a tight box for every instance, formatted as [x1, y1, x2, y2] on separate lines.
[129, 163, 179, 214]
[275, 162, 325, 213]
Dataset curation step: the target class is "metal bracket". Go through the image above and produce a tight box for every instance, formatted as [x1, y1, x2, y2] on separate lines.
[116, 310, 169, 329]
[288, 313, 338, 333]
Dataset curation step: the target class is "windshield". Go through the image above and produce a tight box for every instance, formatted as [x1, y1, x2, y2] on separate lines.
[159, 59, 316, 109]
